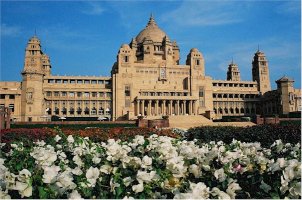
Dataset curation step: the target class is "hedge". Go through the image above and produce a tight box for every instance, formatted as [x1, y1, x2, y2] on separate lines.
[185, 124, 301, 148]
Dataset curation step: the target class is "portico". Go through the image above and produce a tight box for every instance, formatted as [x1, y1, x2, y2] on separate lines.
[136, 97, 198, 116]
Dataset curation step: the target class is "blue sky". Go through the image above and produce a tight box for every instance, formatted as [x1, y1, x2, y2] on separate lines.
[1, 0, 301, 89]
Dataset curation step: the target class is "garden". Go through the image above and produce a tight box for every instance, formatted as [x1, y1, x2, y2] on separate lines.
[0, 124, 301, 199]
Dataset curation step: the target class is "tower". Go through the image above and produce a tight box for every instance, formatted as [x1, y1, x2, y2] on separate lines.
[21, 35, 49, 121]
[252, 50, 271, 94]
[276, 76, 295, 115]
[227, 60, 240, 81]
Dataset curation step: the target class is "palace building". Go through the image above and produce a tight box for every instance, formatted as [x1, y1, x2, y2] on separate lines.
[0, 15, 301, 122]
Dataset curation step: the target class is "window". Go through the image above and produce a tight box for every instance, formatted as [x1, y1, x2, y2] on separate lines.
[91, 107, 97, 115]
[84, 92, 90, 98]
[92, 92, 97, 97]
[62, 92, 67, 97]
[106, 93, 112, 98]
[199, 87, 204, 97]
[9, 104, 14, 112]
[69, 92, 75, 97]
[125, 85, 130, 96]
[196, 59, 200, 65]
[69, 107, 74, 115]
[77, 80, 83, 84]
[91, 80, 97, 84]
[28, 117, 32, 122]
[77, 92, 82, 97]
[56, 80, 62, 83]
[99, 92, 105, 97]
[46, 92, 52, 97]
[63, 80, 68, 84]
[84, 80, 90, 84]
[54, 92, 59, 97]
[124, 56, 129, 62]
[98, 80, 104, 84]
[105, 80, 110, 85]
[48, 79, 55, 83]
[70, 80, 75, 84]
[0, 94, 5, 99]
[84, 107, 89, 115]
[9, 95, 15, 99]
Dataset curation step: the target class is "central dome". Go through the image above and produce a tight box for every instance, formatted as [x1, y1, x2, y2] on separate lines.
[136, 15, 168, 44]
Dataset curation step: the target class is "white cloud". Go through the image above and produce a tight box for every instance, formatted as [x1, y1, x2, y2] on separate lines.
[81, 2, 104, 15]
[1, 24, 21, 37]
[162, 1, 248, 27]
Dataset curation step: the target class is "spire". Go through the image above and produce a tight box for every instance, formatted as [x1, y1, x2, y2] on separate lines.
[147, 13, 157, 27]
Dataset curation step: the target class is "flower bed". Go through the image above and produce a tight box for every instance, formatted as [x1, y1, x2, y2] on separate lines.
[0, 132, 300, 199]
[1, 127, 179, 148]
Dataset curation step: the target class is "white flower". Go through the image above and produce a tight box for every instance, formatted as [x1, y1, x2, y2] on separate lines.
[67, 135, 75, 143]
[71, 167, 83, 176]
[42, 165, 60, 183]
[214, 168, 226, 182]
[123, 177, 133, 187]
[123, 196, 135, 199]
[136, 170, 158, 183]
[30, 146, 57, 167]
[132, 182, 144, 193]
[72, 155, 84, 167]
[86, 167, 100, 187]
[174, 182, 210, 199]
[142, 155, 152, 168]
[56, 171, 76, 190]
[100, 164, 113, 174]
[68, 190, 83, 200]
[92, 156, 101, 164]
[14, 169, 32, 198]
[226, 180, 242, 199]
[54, 135, 62, 142]
[211, 187, 231, 199]
[110, 178, 121, 194]
[0, 187, 11, 199]
[189, 164, 201, 178]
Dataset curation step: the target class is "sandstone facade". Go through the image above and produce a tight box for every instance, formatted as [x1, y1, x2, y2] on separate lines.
[0, 16, 300, 122]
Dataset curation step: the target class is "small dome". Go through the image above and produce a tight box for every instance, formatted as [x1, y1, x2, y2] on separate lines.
[121, 44, 130, 49]
[276, 76, 294, 83]
[136, 15, 168, 44]
[190, 48, 199, 52]
[29, 35, 40, 43]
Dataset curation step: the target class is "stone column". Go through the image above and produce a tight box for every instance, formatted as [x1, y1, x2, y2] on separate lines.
[163, 100, 166, 115]
[176, 100, 180, 115]
[148, 100, 152, 116]
[184, 100, 187, 115]
[169, 100, 172, 115]
[194, 100, 198, 115]
[155, 100, 159, 116]
[189, 100, 193, 115]
[142, 100, 145, 116]
[136, 100, 140, 116]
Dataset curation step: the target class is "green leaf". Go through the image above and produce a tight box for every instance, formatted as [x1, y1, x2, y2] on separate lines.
[38, 186, 48, 199]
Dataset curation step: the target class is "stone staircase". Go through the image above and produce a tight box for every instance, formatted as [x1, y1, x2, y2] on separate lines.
[169, 115, 214, 129]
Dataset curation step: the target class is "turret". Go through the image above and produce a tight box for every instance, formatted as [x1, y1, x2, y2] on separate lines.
[276, 76, 295, 114]
[252, 50, 271, 94]
[227, 60, 240, 81]
[186, 48, 205, 76]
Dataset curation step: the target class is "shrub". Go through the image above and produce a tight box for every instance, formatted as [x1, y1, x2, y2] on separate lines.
[185, 124, 301, 148]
